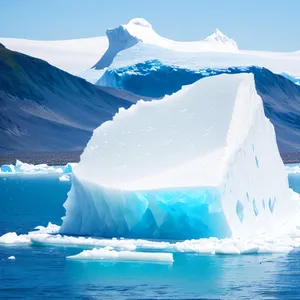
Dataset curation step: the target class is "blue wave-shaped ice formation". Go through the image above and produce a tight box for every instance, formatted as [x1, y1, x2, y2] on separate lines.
[98, 60, 300, 152]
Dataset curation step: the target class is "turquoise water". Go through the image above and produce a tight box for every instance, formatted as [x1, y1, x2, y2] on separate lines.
[1, 175, 300, 299]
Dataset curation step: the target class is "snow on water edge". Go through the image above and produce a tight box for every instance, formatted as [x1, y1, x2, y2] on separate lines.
[2, 221, 300, 256]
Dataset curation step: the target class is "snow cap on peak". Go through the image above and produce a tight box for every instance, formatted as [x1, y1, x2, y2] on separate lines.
[205, 29, 238, 50]
[127, 18, 152, 29]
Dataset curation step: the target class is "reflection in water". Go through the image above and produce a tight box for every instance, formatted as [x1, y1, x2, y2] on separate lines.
[65, 251, 293, 299]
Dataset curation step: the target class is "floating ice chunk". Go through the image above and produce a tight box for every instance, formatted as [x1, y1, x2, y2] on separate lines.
[32, 222, 60, 234]
[0, 232, 30, 244]
[67, 247, 174, 263]
[30, 234, 137, 251]
[61, 73, 299, 240]
[0, 160, 75, 176]
[286, 165, 300, 174]
[0, 223, 60, 244]
[7, 256, 15, 260]
[16, 160, 63, 174]
[59, 175, 70, 182]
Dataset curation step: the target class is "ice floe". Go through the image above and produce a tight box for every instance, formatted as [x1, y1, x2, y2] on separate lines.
[67, 247, 174, 263]
[2, 223, 300, 256]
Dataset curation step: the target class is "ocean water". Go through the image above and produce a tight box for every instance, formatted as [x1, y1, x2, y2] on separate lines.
[1, 175, 300, 299]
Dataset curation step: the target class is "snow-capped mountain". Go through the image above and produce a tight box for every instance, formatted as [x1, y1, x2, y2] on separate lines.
[205, 28, 238, 50]
[1, 17, 300, 83]
[0, 43, 146, 152]
[120, 18, 239, 52]
[0, 18, 239, 76]
[92, 18, 239, 71]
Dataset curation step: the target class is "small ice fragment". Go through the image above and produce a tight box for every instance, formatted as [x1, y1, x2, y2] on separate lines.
[8, 256, 15, 260]
[0, 232, 30, 244]
[67, 248, 174, 263]
[59, 175, 70, 182]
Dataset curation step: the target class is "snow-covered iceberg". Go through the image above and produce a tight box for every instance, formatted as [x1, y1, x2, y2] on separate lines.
[60, 73, 298, 239]
[97, 61, 300, 152]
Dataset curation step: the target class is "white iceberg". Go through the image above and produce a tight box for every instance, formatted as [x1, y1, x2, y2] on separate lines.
[60, 73, 299, 240]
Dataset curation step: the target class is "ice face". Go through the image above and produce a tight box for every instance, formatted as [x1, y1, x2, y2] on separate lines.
[97, 43, 300, 80]
[60, 73, 298, 239]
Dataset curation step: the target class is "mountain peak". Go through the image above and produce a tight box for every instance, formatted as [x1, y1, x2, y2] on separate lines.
[205, 29, 238, 50]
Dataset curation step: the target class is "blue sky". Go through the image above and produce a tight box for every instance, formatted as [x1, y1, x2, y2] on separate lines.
[1, 0, 300, 51]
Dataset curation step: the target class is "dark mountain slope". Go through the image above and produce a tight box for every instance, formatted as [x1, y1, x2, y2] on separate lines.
[0, 44, 144, 152]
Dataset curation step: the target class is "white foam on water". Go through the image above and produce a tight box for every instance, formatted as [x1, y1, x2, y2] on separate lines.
[67, 247, 174, 263]
[7, 256, 15, 260]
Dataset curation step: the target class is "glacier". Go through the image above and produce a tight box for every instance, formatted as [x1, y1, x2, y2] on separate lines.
[59, 73, 298, 240]
[3, 18, 300, 83]
[0, 18, 237, 78]
[80, 18, 300, 84]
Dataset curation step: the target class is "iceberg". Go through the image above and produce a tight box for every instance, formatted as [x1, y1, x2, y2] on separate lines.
[97, 61, 300, 152]
[60, 73, 298, 240]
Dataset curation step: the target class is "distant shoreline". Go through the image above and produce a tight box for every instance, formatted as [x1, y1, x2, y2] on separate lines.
[0, 151, 299, 166]
[0, 151, 82, 166]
